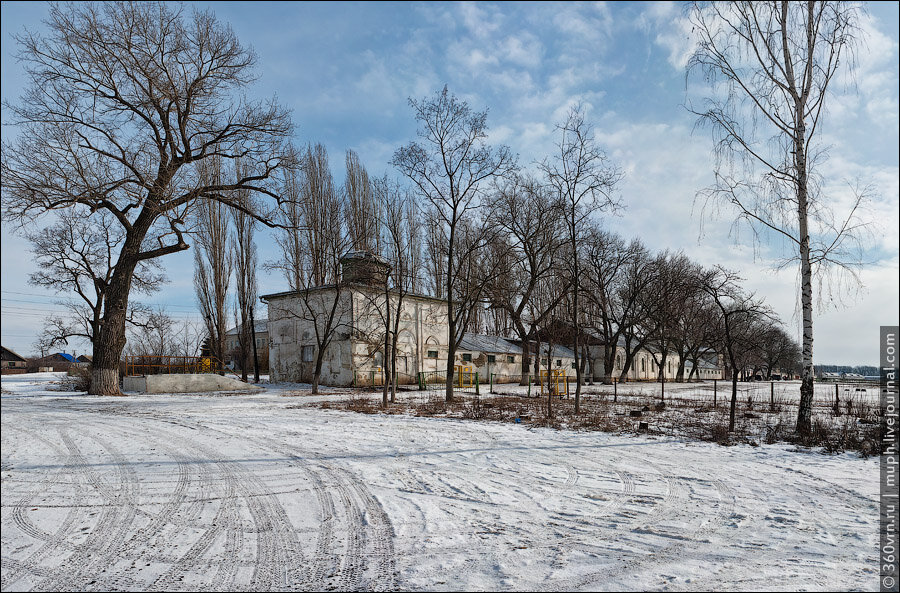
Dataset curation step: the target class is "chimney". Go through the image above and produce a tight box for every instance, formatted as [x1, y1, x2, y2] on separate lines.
[340, 251, 391, 287]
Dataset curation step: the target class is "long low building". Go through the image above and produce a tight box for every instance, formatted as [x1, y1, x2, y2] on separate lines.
[262, 251, 724, 387]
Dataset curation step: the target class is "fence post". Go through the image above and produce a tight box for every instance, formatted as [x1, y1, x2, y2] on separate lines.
[490, 373, 494, 394]
[613, 378, 617, 402]
[713, 379, 717, 408]
[770, 381, 775, 411]
[475, 372, 480, 395]
[527, 376, 531, 398]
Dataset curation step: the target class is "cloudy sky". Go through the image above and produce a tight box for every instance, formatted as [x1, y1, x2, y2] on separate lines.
[1, 1, 898, 365]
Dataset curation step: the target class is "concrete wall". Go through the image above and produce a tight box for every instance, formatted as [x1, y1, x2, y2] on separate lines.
[267, 289, 354, 384]
[123, 373, 261, 393]
[267, 287, 450, 386]
[351, 290, 449, 383]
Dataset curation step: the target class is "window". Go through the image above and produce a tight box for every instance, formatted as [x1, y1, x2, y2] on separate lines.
[572, 362, 577, 369]
[507, 355, 515, 363]
[301, 345, 314, 362]
[641, 359, 645, 372]
[462, 353, 472, 362]
[556, 359, 562, 367]
[427, 350, 438, 359]
[487, 355, 496, 364]
[616, 355, 622, 370]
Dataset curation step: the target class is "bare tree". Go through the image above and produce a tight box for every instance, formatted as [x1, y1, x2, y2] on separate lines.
[582, 228, 629, 383]
[345, 150, 379, 254]
[194, 159, 233, 369]
[688, 1, 866, 434]
[272, 145, 350, 394]
[540, 105, 623, 413]
[701, 266, 775, 432]
[27, 211, 165, 358]
[124, 308, 176, 358]
[392, 86, 516, 402]
[270, 145, 306, 292]
[486, 174, 568, 384]
[231, 161, 258, 382]
[373, 177, 422, 404]
[422, 211, 447, 299]
[1, 2, 293, 395]
[589, 237, 658, 382]
[758, 322, 801, 379]
[644, 251, 693, 397]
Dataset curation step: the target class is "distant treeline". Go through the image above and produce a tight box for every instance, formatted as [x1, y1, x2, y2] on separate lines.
[815, 364, 878, 375]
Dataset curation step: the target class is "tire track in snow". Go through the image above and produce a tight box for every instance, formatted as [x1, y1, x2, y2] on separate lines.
[35, 429, 141, 591]
[1, 425, 85, 591]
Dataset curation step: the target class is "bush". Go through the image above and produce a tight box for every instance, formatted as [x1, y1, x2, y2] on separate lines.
[66, 364, 92, 391]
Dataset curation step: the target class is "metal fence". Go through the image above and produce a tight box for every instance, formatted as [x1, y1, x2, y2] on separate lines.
[418, 369, 481, 394]
[124, 355, 224, 377]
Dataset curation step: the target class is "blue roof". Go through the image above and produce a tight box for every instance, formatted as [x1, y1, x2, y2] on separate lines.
[54, 352, 76, 362]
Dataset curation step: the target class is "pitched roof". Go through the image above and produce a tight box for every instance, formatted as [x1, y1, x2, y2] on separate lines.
[459, 333, 521, 355]
[225, 319, 269, 336]
[1, 345, 28, 362]
[459, 334, 577, 359]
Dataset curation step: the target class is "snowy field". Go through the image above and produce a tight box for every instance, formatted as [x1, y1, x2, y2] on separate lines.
[1, 373, 881, 591]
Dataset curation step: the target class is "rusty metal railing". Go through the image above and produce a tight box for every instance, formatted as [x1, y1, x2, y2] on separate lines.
[124, 355, 224, 377]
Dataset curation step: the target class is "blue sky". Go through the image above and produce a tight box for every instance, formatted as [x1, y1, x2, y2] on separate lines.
[2, 1, 898, 365]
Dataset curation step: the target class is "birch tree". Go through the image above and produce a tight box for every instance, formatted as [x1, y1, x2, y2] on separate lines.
[688, 0, 865, 434]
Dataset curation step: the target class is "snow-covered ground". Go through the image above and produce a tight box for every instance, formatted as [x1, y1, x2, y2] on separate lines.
[1, 373, 880, 591]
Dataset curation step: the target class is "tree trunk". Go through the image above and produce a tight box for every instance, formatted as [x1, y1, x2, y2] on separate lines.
[312, 352, 324, 395]
[383, 287, 391, 407]
[729, 372, 738, 433]
[796, 156, 815, 434]
[603, 344, 616, 384]
[250, 305, 260, 383]
[240, 314, 248, 382]
[89, 240, 142, 396]
[520, 350, 531, 386]
[445, 326, 456, 403]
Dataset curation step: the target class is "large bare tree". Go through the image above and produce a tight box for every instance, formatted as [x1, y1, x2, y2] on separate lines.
[688, 1, 866, 434]
[1, 2, 293, 395]
[540, 105, 622, 413]
[393, 86, 516, 402]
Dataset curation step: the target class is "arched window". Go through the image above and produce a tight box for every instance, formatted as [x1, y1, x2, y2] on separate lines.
[641, 358, 645, 372]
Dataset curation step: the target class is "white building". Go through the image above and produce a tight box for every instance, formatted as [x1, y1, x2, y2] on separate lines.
[262, 252, 449, 386]
[263, 252, 724, 387]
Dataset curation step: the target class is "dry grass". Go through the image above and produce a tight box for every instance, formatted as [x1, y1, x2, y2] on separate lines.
[307, 385, 885, 457]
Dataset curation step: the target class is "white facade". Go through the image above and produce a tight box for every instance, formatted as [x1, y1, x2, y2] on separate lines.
[264, 286, 449, 386]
